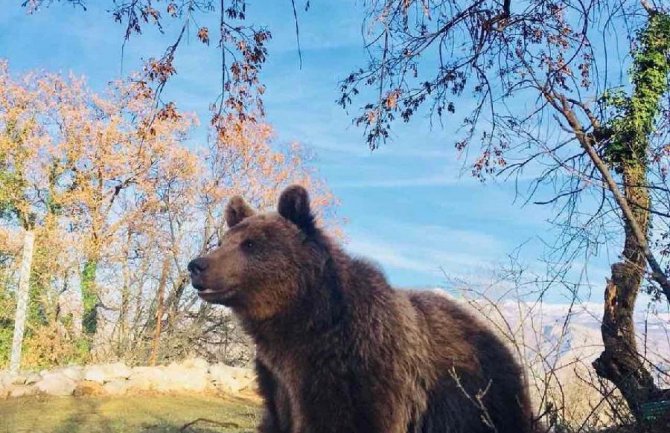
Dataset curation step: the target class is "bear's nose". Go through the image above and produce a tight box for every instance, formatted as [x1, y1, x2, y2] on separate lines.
[188, 258, 209, 276]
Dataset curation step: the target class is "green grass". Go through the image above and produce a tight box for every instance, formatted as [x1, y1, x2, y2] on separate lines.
[0, 394, 259, 433]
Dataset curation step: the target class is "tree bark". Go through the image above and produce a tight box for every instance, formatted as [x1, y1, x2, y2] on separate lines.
[9, 230, 35, 373]
[81, 258, 98, 336]
[592, 162, 663, 420]
[149, 257, 171, 366]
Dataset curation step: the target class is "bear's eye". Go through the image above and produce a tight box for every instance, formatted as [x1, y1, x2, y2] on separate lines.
[241, 239, 255, 251]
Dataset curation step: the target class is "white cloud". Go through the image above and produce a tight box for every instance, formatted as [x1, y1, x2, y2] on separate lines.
[345, 235, 441, 275]
[343, 223, 506, 284]
[332, 174, 463, 189]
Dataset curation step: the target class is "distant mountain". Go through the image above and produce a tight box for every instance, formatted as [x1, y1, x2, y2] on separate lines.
[428, 290, 670, 388]
[492, 300, 669, 387]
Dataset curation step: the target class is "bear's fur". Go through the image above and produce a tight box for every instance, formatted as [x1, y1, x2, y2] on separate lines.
[189, 185, 534, 433]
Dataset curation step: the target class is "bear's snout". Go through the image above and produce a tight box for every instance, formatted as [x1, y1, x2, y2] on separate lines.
[188, 257, 209, 279]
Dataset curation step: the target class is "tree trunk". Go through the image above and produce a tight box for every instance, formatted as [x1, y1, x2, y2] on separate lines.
[167, 273, 189, 328]
[593, 162, 660, 420]
[114, 229, 132, 352]
[81, 258, 98, 336]
[149, 257, 171, 366]
[590, 11, 670, 423]
[9, 230, 35, 373]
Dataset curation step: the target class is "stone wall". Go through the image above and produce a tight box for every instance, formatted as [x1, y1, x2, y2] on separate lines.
[0, 358, 256, 399]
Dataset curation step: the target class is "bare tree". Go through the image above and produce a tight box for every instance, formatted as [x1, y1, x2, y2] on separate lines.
[338, 0, 670, 423]
[22, 0, 281, 141]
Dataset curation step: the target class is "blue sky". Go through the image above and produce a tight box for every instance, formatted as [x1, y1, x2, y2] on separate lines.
[0, 1, 613, 302]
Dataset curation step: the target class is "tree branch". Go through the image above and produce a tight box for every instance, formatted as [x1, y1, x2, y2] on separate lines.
[556, 94, 670, 301]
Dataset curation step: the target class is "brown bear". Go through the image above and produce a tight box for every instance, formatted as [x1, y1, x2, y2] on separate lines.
[188, 185, 534, 433]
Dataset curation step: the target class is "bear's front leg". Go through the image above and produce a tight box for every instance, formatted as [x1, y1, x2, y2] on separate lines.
[256, 360, 292, 433]
[295, 369, 408, 433]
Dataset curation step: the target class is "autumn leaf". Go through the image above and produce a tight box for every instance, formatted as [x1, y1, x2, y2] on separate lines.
[385, 90, 400, 110]
[198, 27, 210, 45]
[167, 2, 178, 17]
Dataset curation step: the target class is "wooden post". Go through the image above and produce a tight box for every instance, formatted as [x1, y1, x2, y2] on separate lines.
[9, 230, 35, 374]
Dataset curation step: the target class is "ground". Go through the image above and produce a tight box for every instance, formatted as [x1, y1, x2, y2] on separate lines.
[0, 394, 259, 433]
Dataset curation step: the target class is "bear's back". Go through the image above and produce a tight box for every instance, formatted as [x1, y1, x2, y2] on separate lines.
[406, 290, 533, 433]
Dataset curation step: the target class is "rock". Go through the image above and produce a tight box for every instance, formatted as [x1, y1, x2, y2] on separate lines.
[103, 362, 133, 381]
[11, 374, 27, 385]
[83, 365, 107, 384]
[24, 373, 42, 385]
[1, 361, 252, 398]
[9, 385, 37, 398]
[127, 367, 165, 392]
[155, 362, 210, 393]
[103, 379, 129, 396]
[73, 380, 104, 397]
[209, 364, 256, 394]
[58, 366, 84, 382]
[35, 372, 76, 396]
[242, 377, 259, 394]
[180, 357, 209, 370]
[84, 362, 132, 384]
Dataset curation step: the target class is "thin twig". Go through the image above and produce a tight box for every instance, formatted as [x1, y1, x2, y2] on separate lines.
[290, 0, 303, 69]
[180, 418, 240, 432]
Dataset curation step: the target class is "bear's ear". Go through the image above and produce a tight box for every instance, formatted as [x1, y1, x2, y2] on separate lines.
[278, 185, 316, 234]
[225, 196, 255, 228]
